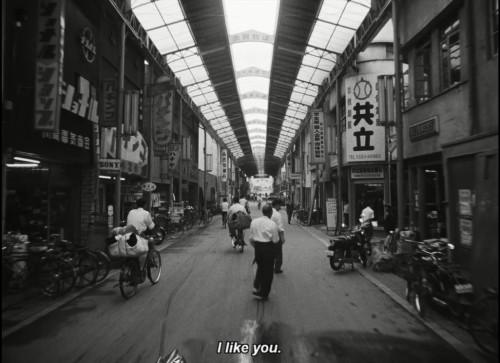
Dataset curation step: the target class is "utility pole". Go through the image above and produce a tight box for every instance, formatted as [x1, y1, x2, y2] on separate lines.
[114, 21, 125, 227]
[393, 0, 405, 228]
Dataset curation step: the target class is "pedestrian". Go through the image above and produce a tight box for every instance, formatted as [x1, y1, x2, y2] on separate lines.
[249, 204, 280, 301]
[271, 199, 285, 273]
[383, 204, 397, 235]
[360, 200, 375, 253]
[126, 198, 156, 261]
[343, 201, 349, 227]
[285, 198, 293, 224]
[220, 197, 229, 228]
[257, 195, 262, 210]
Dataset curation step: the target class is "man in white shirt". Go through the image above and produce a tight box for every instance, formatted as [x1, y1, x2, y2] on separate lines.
[126, 198, 155, 260]
[271, 199, 285, 273]
[239, 196, 249, 214]
[228, 196, 248, 247]
[360, 201, 375, 254]
[249, 204, 279, 301]
[220, 197, 230, 228]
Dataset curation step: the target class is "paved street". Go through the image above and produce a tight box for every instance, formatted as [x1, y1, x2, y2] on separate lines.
[1, 203, 492, 363]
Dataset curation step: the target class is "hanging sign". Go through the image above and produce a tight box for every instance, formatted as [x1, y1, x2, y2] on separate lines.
[311, 109, 325, 163]
[221, 149, 228, 182]
[34, 0, 66, 131]
[147, 81, 174, 156]
[345, 75, 385, 163]
[142, 182, 157, 192]
[167, 144, 181, 171]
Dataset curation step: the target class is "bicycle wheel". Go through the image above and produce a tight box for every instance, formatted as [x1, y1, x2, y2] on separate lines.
[299, 211, 309, 225]
[5, 257, 31, 294]
[292, 211, 300, 223]
[37, 257, 76, 297]
[147, 250, 162, 284]
[168, 223, 184, 239]
[74, 251, 98, 288]
[469, 293, 498, 356]
[206, 212, 213, 224]
[119, 259, 138, 299]
[89, 250, 110, 283]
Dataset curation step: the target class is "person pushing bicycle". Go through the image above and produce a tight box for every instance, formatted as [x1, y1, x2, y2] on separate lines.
[228, 196, 247, 247]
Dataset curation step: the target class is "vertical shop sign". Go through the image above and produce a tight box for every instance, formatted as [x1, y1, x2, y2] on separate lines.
[345, 75, 385, 162]
[35, 0, 66, 131]
[311, 110, 325, 163]
[221, 149, 228, 182]
[101, 79, 117, 127]
[167, 144, 181, 174]
[147, 81, 174, 156]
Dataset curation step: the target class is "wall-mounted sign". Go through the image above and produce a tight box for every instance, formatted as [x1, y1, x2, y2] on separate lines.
[34, 0, 65, 131]
[142, 182, 157, 192]
[351, 166, 384, 179]
[81, 27, 96, 63]
[101, 79, 117, 127]
[290, 173, 302, 180]
[409, 117, 439, 141]
[345, 75, 385, 163]
[311, 109, 326, 163]
[221, 149, 228, 182]
[99, 158, 120, 173]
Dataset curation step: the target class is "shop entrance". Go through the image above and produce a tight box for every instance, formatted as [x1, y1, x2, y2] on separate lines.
[354, 182, 385, 225]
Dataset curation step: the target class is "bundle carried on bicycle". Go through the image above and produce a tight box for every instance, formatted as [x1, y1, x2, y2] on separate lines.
[107, 225, 149, 258]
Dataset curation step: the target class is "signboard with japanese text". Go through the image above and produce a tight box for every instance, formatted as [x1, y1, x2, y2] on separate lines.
[311, 110, 325, 163]
[147, 81, 174, 156]
[345, 75, 385, 163]
[101, 79, 117, 127]
[221, 149, 228, 182]
[290, 173, 302, 180]
[101, 127, 148, 176]
[351, 166, 384, 179]
[169, 202, 184, 223]
[167, 144, 182, 173]
[326, 198, 337, 230]
[35, 0, 65, 131]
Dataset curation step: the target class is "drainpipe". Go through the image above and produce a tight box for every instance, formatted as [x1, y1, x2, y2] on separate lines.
[114, 21, 125, 227]
[393, 0, 405, 228]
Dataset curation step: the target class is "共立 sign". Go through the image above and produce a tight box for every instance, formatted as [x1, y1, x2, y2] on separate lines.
[345, 75, 385, 163]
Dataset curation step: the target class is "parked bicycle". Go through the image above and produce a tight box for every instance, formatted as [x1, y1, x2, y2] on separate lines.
[199, 208, 213, 227]
[2, 233, 77, 297]
[292, 208, 309, 225]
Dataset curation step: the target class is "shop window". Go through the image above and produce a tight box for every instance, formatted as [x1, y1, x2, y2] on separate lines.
[440, 16, 461, 90]
[490, 0, 499, 56]
[415, 39, 432, 104]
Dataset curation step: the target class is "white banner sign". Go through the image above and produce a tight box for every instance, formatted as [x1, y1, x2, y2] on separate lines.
[311, 109, 325, 163]
[326, 198, 337, 229]
[345, 75, 385, 163]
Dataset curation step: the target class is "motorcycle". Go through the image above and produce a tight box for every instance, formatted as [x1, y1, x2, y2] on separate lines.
[326, 223, 370, 271]
[405, 240, 474, 318]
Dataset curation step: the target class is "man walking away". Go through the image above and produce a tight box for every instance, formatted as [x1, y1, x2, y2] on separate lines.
[271, 199, 285, 273]
[220, 197, 229, 228]
[249, 204, 279, 301]
[285, 198, 294, 224]
[228, 196, 247, 247]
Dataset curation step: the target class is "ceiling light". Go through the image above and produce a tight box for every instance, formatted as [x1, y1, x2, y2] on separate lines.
[14, 157, 40, 164]
[6, 163, 39, 168]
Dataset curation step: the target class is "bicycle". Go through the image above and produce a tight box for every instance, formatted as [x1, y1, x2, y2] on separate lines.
[292, 208, 309, 225]
[117, 240, 162, 299]
[199, 209, 213, 227]
[222, 212, 228, 228]
[2, 234, 77, 297]
[231, 229, 245, 253]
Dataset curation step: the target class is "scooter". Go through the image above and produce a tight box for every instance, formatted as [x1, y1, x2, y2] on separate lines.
[326, 223, 370, 271]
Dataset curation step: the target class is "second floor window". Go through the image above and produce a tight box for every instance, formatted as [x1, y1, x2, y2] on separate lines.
[415, 40, 432, 103]
[440, 16, 461, 89]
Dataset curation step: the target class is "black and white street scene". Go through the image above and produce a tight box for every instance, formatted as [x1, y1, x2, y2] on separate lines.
[2, 0, 497, 362]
